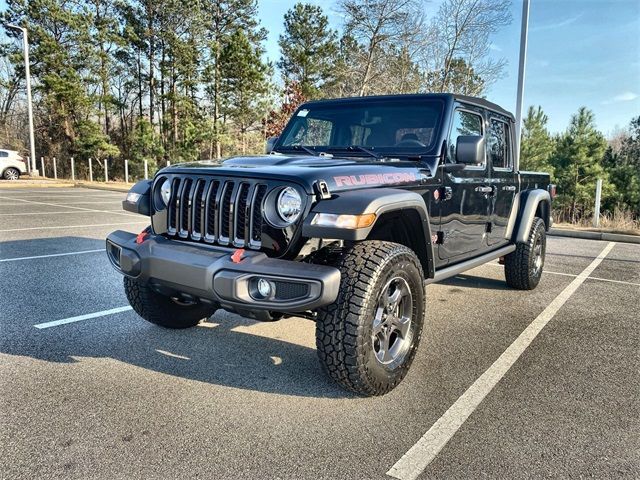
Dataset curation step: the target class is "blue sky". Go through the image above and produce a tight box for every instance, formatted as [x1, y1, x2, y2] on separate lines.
[2, 0, 638, 134]
[258, 0, 640, 134]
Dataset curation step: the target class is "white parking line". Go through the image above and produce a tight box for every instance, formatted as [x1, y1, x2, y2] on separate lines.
[0, 221, 148, 232]
[485, 262, 640, 287]
[0, 195, 135, 218]
[0, 210, 112, 216]
[34, 306, 133, 329]
[0, 249, 104, 262]
[387, 242, 616, 480]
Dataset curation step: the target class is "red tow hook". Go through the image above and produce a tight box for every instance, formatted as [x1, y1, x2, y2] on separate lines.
[136, 227, 150, 244]
[231, 248, 245, 264]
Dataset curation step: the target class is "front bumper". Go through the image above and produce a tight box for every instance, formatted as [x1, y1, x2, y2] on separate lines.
[106, 230, 340, 313]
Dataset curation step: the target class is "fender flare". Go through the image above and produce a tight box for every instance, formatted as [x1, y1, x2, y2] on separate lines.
[514, 189, 551, 243]
[302, 188, 435, 278]
[122, 179, 152, 216]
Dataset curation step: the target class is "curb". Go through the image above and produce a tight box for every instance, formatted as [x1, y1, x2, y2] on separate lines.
[549, 228, 640, 245]
[73, 182, 129, 193]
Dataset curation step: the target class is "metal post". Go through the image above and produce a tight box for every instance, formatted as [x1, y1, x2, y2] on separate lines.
[514, 0, 530, 172]
[40, 156, 45, 177]
[70, 157, 75, 180]
[144, 160, 149, 179]
[125, 160, 129, 184]
[104, 158, 109, 182]
[53, 157, 57, 179]
[593, 178, 603, 228]
[89, 158, 93, 182]
[7, 25, 37, 175]
[167, 160, 170, 166]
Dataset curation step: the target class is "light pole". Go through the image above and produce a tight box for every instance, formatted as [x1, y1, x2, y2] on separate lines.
[6, 24, 38, 175]
[514, 0, 530, 172]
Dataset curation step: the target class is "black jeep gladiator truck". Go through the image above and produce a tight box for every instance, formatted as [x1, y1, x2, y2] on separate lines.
[107, 93, 553, 396]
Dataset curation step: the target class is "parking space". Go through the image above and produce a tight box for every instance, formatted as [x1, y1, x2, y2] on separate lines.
[1, 187, 638, 479]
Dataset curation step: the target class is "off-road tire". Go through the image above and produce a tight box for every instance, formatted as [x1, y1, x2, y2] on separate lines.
[124, 277, 216, 329]
[316, 241, 425, 396]
[3, 167, 20, 180]
[504, 217, 546, 290]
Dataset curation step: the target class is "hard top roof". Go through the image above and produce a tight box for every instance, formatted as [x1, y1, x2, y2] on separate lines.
[299, 93, 514, 121]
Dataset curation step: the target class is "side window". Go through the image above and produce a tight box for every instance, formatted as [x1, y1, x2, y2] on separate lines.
[488, 118, 511, 169]
[448, 110, 484, 166]
[0, 151, 8, 158]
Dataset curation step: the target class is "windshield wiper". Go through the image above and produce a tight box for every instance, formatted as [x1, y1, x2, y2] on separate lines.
[273, 145, 318, 156]
[325, 145, 382, 160]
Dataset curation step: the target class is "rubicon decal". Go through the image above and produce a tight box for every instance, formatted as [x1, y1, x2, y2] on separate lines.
[333, 172, 417, 187]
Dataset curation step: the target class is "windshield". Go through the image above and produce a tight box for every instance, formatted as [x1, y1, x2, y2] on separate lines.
[276, 98, 444, 158]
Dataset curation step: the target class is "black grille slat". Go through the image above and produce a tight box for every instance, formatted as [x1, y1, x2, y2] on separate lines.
[219, 182, 235, 244]
[191, 180, 206, 240]
[164, 176, 269, 250]
[234, 183, 250, 247]
[250, 185, 267, 245]
[179, 179, 193, 238]
[204, 180, 221, 242]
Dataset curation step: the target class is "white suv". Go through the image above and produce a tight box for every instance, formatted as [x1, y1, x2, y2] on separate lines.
[0, 149, 27, 180]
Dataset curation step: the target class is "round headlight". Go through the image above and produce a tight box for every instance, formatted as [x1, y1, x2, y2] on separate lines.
[276, 187, 302, 224]
[160, 179, 171, 205]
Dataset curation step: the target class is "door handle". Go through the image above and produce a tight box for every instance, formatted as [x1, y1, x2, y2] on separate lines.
[475, 186, 494, 194]
[501, 185, 516, 192]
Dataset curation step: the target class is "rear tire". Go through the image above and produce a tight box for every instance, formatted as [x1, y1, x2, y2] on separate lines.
[124, 277, 216, 329]
[316, 241, 425, 396]
[504, 217, 546, 290]
[3, 168, 20, 180]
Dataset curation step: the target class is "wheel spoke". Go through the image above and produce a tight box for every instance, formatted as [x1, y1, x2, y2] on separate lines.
[391, 315, 411, 338]
[388, 287, 402, 307]
[372, 307, 385, 335]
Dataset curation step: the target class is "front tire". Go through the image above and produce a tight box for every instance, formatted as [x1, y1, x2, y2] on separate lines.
[124, 277, 216, 329]
[3, 168, 20, 180]
[316, 241, 425, 396]
[504, 217, 546, 290]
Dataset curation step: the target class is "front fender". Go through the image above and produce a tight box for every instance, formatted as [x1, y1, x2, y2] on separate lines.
[302, 188, 435, 277]
[122, 179, 152, 216]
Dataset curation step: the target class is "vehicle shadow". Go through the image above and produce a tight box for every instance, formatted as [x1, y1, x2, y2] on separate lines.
[1, 235, 354, 399]
[442, 273, 511, 291]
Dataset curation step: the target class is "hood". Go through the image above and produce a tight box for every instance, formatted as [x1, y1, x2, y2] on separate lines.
[161, 154, 437, 194]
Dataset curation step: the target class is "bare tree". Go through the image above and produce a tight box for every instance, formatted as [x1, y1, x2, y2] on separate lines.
[339, 0, 422, 96]
[421, 0, 511, 95]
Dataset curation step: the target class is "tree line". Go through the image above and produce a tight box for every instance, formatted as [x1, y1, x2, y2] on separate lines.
[521, 107, 639, 224]
[0, 0, 510, 173]
[1, 0, 638, 223]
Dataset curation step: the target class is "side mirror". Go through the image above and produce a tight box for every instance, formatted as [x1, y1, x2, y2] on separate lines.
[265, 136, 278, 154]
[456, 136, 485, 165]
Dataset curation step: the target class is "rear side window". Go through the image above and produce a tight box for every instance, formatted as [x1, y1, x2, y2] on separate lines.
[0, 151, 8, 158]
[488, 118, 511, 169]
[448, 110, 484, 166]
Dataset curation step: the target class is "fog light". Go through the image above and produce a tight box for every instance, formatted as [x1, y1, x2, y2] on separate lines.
[257, 278, 274, 298]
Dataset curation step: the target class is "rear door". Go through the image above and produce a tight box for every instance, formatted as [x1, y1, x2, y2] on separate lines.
[438, 106, 491, 262]
[486, 115, 517, 245]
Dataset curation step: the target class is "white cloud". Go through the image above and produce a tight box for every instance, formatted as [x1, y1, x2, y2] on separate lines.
[531, 13, 584, 32]
[601, 92, 639, 105]
[613, 92, 638, 102]
[489, 43, 502, 52]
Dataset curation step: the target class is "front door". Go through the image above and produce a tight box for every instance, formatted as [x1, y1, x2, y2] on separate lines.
[438, 107, 491, 262]
[487, 115, 518, 246]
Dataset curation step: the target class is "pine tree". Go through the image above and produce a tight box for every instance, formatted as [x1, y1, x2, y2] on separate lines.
[520, 106, 555, 176]
[219, 30, 270, 155]
[550, 107, 610, 222]
[277, 3, 337, 98]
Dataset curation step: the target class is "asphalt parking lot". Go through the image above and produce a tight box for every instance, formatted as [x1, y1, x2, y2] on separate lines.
[1, 185, 639, 479]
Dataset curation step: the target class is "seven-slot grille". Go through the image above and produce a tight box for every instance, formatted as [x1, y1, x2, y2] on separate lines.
[165, 177, 268, 249]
